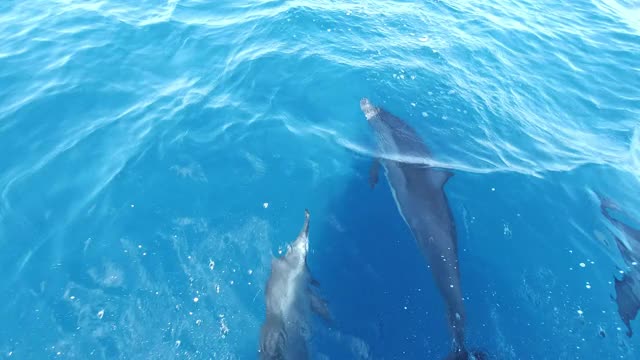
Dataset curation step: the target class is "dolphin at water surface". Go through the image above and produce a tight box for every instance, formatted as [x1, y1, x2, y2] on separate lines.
[259, 210, 331, 360]
[361, 98, 485, 359]
[600, 197, 640, 337]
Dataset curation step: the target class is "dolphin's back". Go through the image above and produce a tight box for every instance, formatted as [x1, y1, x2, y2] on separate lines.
[259, 210, 327, 360]
[260, 316, 309, 360]
[601, 200, 640, 337]
[366, 100, 471, 354]
[614, 272, 640, 337]
[261, 259, 311, 360]
[260, 316, 287, 360]
[376, 108, 430, 158]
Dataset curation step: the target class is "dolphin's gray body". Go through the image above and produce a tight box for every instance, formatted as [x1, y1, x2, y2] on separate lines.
[600, 198, 640, 337]
[259, 210, 330, 360]
[361, 98, 477, 358]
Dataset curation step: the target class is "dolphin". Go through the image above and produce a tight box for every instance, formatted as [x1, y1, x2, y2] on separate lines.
[361, 98, 484, 359]
[259, 210, 331, 360]
[600, 197, 640, 337]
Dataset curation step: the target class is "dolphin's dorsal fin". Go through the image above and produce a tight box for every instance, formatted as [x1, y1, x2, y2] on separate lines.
[432, 169, 454, 187]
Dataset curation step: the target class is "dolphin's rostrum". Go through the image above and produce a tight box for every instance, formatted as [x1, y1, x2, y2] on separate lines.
[259, 210, 331, 360]
[361, 98, 485, 359]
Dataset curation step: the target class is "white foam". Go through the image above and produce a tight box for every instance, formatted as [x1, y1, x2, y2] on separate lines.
[220, 317, 230, 337]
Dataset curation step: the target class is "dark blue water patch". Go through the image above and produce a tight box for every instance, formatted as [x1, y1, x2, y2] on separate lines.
[305, 160, 640, 359]
[308, 160, 481, 358]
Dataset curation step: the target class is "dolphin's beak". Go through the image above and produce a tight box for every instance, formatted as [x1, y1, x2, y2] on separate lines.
[360, 98, 377, 120]
[360, 98, 371, 114]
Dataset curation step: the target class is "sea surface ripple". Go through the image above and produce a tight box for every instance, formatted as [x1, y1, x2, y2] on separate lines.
[0, 0, 639, 359]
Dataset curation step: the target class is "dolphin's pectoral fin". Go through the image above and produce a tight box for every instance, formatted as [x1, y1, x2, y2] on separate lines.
[310, 292, 332, 323]
[369, 159, 380, 189]
[305, 262, 321, 287]
[598, 192, 621, 216]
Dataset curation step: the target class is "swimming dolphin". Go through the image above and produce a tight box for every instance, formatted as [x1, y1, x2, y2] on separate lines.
[259, 210, 331, 359]
[600, 198, 640, 337]
[361, 98, 484, 359]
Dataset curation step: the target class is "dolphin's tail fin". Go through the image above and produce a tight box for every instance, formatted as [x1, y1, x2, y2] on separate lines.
[444, 349, 490, 360]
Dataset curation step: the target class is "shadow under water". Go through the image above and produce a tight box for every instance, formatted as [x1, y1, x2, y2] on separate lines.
[307, 158, 497, 359]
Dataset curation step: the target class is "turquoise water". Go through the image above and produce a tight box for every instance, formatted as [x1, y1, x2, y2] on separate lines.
[1, 0, 639, 358]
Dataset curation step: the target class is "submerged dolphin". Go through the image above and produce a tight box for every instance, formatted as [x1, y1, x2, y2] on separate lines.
[259, 210, 331, 360]
[600, 198, 640, 337]
[361, 98, 484, 359]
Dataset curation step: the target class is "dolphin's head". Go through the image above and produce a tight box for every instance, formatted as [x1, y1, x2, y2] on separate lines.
[360, 98, 380, 120]
[360, 98, 399, 153]
[288, 234, 308, 258]
[285, 210, 310, 262]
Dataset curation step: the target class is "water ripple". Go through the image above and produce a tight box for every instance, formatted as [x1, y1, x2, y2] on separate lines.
[1, 0, 639, 357]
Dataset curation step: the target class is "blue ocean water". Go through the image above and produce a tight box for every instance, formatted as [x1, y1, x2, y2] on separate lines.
[1, 0, 639, 358]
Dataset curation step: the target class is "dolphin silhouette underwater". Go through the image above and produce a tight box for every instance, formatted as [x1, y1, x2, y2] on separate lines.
[259, 210, 331, 360]
[600, 197, 640, 337]
[361, 98, 486, 359]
